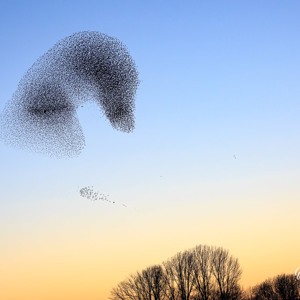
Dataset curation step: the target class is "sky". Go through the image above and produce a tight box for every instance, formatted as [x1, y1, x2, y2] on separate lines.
[0, 1, 300, 299]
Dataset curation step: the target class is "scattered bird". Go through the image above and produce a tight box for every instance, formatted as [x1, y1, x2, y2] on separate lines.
[79, 186, 127, 207]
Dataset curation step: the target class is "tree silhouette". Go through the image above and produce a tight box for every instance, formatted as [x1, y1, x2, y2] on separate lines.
[110, 245, 243, 300]
[251, 273, 300, 300]
[110, 250, 300, 300]
[136, 266, 166, 300]
[192, 245, 215, 300]
[162, 259, 178, 300]
[163, 251, 195, 300]
[211, 247, 243, 300]
[274, 273, 300, 300]
[110, 265, 167, 300]
[110, 276, 139, 300]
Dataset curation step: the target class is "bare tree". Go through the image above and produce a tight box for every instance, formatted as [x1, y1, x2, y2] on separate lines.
[110, 281, 129, 300]
[111, 245, 243, 300]
[164, 250, 195, 300]
[135, 270, 152, 300]
[137, 266, 166, 300]
[110, 275, 143, 300]
[192, 245, 215, 300]
[163, 259, 178, 300]
[149, 265, 166, 300]
[211, 247, 242, 300]
[252, 279, 276, 300]
[251, 273, 300, 300]
[110, 266, 167, 300]
[273, 273, 300, 300]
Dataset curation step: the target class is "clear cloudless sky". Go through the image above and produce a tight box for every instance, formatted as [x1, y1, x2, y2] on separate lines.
[0, 1, 300, 299]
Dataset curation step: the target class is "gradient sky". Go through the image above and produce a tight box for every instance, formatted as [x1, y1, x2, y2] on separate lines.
[0, 1, 300, 299]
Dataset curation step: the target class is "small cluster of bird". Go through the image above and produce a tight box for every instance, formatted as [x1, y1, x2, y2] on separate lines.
[80, 186, 111, 202]
[79, 186, 127, 207]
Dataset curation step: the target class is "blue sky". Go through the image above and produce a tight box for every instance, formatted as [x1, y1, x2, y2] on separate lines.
[1, 0, 299, 196]
[0, 1, 300, 299]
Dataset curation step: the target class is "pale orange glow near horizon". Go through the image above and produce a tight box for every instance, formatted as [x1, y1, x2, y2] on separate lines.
[1, 178, 299, 299]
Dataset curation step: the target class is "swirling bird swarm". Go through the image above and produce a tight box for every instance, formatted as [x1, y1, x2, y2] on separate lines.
[0, 31, 139, 158]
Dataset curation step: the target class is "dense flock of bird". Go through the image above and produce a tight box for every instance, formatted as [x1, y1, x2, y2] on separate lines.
[0, 31, 139, 158]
